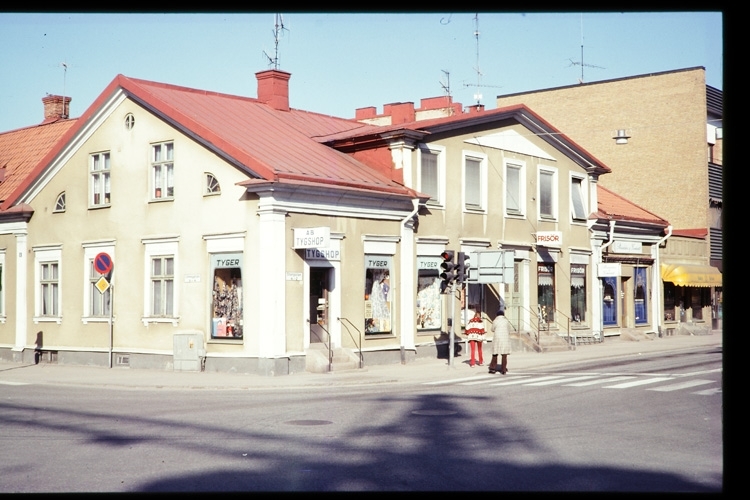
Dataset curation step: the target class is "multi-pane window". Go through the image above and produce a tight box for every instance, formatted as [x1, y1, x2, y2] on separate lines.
[464, 156, 482, 210]
[90, 152, 111, 206]
[206, 173, 221, 195]
[539, 168, 556, 219]
[416, 257, 442, 331]
[152, 142, 174, 200]
[420, 149, 439, 203]
[89, 259, 111, 317]
[571, 176, 586, 221]
[151, 256, 175, 316]
[506, 163, 523, 215]
[54, 192, 66, 212]
[570, 264, 586, 323]
[40, 262, 60, 316]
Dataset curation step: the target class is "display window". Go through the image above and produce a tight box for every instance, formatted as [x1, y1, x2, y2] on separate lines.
[211, 253, 243, 339]
[634, 267, 648, 324]
[416, 257, 442, 331]
[364, 256, 392, 334]
[537, 263, 555, 325]
[570, 264, 586, 323]
[602, 276, 618, 325]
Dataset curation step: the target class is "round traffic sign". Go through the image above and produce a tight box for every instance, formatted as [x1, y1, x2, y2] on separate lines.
[94, 252, 113, 275]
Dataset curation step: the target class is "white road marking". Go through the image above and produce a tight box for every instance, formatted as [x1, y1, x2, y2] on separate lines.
[604, 376, 674, 389]
[526, 375, 600, 386]
[647, 379, 715, 392]
[692, 387, 722, 396]
[489, 375, 557, 386]
[565, 375, 636, 387]
[0, 381, 30, 386]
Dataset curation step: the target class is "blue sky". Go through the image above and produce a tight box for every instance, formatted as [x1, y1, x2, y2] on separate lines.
[0, 12, 722, 132]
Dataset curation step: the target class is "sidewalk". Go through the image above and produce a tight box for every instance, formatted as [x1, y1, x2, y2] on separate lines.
[0, 332, 721, 391]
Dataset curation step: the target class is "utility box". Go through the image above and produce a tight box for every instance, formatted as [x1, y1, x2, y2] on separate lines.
[173, 331, 206, 372]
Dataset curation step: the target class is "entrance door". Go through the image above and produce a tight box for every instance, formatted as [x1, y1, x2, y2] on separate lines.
[309, 267, 330, 345]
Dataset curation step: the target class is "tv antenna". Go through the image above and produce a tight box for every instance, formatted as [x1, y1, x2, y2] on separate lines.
[60, 61, 70, 118]
[463, 13, 502, 105]
[263, 13, 288, 70]
[440, 70, 451, 97]
[568, 14, 604, 83]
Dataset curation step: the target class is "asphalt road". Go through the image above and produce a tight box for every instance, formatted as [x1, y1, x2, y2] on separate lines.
[0, 346, 721, 492]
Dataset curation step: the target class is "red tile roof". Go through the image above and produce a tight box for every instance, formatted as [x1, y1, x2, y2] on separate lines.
[671, 228, 708, 238]
[1, 75, 419, 211]
[0, 119, 77, 204]
[593, 185, 669, 226]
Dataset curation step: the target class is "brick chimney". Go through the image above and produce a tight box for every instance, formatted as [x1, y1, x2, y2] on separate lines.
[42, 95, 71, 123]
[255, 69, 291, 111]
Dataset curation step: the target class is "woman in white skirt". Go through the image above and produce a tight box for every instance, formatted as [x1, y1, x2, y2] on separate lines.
[489, 307, 512, 374]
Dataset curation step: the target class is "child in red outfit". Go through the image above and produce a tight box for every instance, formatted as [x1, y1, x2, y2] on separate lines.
[465, 309, 485, 367]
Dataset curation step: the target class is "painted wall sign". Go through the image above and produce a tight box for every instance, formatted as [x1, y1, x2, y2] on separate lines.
[293, 227, 330, 249]
[305, 248, 340, 261]
[612, 240, 643, 254]
[213, 253, 243, 269]
[536, 231, 562, 248]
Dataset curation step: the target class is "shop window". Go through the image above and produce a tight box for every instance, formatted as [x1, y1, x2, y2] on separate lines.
[416, 257, 442, 331]
[634, 267, 648, 324]
[537, 263, 555, 325]
[364, 256, 392, 335]
[603, 277, 617, 325]
[570, 264, 586, 323]
[211, 253, 243, 338]
[663, 281, 676, 321]
[690, 287, 710, 321]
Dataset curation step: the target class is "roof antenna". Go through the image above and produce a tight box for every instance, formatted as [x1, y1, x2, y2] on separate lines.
[463, 13, 502, 106]
[440, 69, 451, 97]
[263, 13, 288, 70]
[568, 13, 604, 83]
[61, 61, 69, 118]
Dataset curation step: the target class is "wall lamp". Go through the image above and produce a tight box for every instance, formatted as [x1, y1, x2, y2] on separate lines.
[613, 129, 630, 145]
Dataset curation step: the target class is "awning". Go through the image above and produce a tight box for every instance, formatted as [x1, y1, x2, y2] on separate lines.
[660, 264, 722, 287]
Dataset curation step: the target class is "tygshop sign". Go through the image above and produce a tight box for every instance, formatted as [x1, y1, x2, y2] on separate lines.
[293, 227, 330, 249]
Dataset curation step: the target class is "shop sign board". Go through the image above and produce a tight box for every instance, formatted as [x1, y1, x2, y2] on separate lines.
[293, 227, 330, 249]
[598, 262, 622, 277]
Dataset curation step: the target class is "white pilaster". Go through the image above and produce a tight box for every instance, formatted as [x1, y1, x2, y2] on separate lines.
[257, 195, 287, 357]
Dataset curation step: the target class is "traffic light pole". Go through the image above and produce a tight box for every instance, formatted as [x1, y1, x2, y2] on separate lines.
[449, 280, 456, 367]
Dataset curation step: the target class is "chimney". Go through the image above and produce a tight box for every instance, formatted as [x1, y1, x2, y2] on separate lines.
[255, 69, 291, 111]
[383, 102, 415, 124]
[466, 104, 485, 114]
[42, 95, 71, 123]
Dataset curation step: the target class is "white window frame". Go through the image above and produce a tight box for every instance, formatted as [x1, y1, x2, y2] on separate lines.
[33, 246, 62, 324]
[417, 144, 446, 207]
[538, 166, 558, 221]
[89, 151, 111, 208]
[205, 172, 221, 195]
[462, 150, 488, 213]
[504, 160, 526, 217]
[151, 141, 174, 201]
[570, 173, 588, 222]
[142, 238, 179, 325]
[82, 242, 115, 324]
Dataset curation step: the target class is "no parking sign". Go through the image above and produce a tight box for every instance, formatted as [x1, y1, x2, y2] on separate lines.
[94, 252, 113, 275]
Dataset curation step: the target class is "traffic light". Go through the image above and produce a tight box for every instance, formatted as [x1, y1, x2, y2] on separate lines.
[457, 251, 471, 283]
[440, 250, 456, 293]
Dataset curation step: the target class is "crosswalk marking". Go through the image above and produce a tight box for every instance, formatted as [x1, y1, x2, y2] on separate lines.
[693, 387, 721, 396]
[527, 375, 599, 386]
[565, 375, 635, 387]
[647, 379, 714, 392]
[489, 375, 553, 386]
[0, 380, 30, 386]
[604, 376, 674, 389]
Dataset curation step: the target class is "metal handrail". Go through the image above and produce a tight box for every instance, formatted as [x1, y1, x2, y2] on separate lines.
[307, 319, 333, 372]
[338, 317, 364, 369]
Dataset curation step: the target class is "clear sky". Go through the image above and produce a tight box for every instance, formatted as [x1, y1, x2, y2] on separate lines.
[0, 11, 723, 132]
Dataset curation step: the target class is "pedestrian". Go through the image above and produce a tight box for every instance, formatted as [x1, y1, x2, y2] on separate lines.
[489, 306, 512, 374]
[465, 308, 485, 367]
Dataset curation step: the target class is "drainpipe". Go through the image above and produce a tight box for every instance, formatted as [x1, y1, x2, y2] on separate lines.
[652, 225, 673, 337]
[598, 220, 616, 341]
[399, 198, 420, 363]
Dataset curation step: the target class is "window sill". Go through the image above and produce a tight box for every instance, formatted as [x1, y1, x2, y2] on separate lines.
[149, 198, 174, 203]
[207, 338, 244, 344]
[82, 316, 115, 324]
[364, 333, 395, 339]
[88, 204, 111, 210]
[33, 316, 62, 325]
[141, 317, 180, 327]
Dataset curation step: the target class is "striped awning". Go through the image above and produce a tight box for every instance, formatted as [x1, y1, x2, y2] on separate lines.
[660, 264, 722, 287]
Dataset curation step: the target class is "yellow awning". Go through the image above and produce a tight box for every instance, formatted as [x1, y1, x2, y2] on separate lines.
[660, 264, 722, 287]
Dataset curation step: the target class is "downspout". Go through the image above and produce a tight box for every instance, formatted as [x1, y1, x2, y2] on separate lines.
[652, 225, 673, 337]
[598, 220, 616, 341]
[399, 198, 420, 363]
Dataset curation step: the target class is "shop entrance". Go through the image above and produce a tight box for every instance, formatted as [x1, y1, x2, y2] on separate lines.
[309, 267, 330, 345]
[507, 260, 523, 331]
